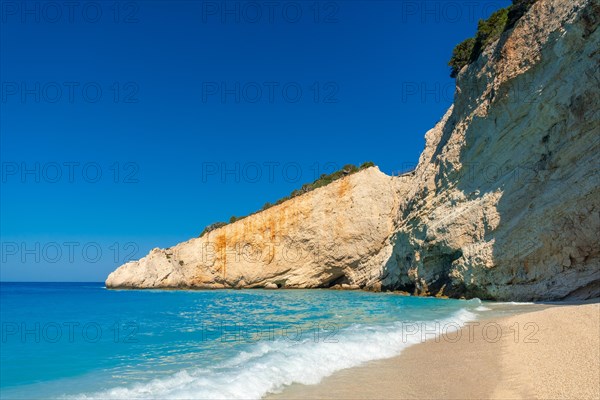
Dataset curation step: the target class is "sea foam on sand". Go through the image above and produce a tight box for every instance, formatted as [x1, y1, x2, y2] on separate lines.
[76, 309, 478, 400]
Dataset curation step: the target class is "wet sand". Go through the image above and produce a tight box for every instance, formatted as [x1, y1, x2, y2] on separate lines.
[269, 301, 600, 399]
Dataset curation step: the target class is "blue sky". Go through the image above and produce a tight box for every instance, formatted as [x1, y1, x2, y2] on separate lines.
[0, 0, 510, 281]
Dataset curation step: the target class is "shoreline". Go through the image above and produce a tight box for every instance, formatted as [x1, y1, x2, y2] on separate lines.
[268, 300, 600, 400]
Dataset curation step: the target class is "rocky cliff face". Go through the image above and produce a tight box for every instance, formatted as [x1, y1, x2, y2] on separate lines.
[106, 167, 405, 290]
[107, 0, 599, 300]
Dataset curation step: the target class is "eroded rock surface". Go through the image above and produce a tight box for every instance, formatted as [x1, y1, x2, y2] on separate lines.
[384, 0, 600, 300]
[107, 167, 405, 290]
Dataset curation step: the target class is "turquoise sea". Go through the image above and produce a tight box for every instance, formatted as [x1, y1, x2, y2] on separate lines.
[1, 282, 492, 399]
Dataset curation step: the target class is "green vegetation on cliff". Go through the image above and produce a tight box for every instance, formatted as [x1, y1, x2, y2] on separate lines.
[199, 161, 376, 237]
[449, 0, 538, 77]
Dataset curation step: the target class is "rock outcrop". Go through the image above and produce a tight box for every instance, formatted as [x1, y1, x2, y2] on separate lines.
[384, 0, 600, 301]
[107, 0, 599, 300]
[106, 167, 405, 290]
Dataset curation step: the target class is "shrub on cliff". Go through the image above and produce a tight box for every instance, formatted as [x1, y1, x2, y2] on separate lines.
[360, 161, 375, 169]
[472, 7, 509, 55]
[198, 161, 377, 236]
[198, 222, 227, 237]
[449, 38, 476, 78]
[448, 0, 538, 77]
[506, 0, 538, 29]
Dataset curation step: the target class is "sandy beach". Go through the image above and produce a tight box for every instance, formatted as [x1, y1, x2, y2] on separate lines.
[270, 301, 600, 400]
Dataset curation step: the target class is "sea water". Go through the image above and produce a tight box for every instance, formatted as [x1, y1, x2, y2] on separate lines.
[1, 282, 491, 399]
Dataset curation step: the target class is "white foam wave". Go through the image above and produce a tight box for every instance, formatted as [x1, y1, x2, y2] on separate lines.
[73, 309, 477, 400]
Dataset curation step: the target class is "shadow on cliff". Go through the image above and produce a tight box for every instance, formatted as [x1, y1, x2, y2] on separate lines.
[379, 3, 600, 300]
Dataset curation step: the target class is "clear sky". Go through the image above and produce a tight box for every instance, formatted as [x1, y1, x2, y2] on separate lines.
[0, 0, 510, 281]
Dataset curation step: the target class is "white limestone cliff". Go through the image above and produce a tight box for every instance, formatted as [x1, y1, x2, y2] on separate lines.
[106, 167, 406, 290]
[107, 0, 599, 300]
